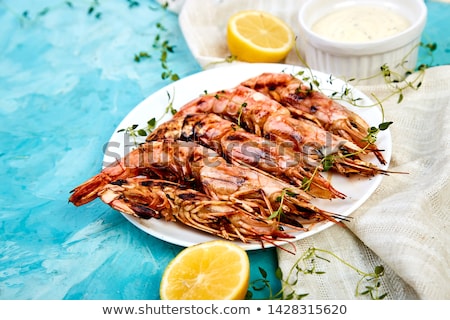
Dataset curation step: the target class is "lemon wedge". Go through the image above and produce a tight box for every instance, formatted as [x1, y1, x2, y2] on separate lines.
[160, 240, 250, 300]
[226, 10, 295, 63]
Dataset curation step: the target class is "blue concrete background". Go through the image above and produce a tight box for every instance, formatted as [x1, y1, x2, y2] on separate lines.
[0, 0, 448, 299]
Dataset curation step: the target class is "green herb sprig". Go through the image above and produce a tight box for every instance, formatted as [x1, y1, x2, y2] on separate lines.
[358, 42, 437, 104]
[117, 90, 176, 144]
[292, 41, 435, 109]
[268, 189, 290, 221]
[299, 118, 392, 192]
[134, 4, 180, 81]
[116, 119, 156, 145]
[247, 247, 387, 300]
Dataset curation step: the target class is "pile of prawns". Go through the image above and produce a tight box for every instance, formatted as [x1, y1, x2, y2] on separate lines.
[69, 72, 389, 246]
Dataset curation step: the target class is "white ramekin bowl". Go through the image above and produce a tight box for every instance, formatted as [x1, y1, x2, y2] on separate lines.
[298, 0, 427, 84]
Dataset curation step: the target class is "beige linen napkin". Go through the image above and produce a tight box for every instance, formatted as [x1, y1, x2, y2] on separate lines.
[277, 65, 450, 300]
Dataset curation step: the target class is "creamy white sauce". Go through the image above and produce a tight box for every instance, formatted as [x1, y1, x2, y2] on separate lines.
[311, 6, 411, 43]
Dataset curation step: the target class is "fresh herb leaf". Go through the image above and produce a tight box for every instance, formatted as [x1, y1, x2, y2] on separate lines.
[378, 121, 393, 131]
[117, 91, 175, 145]
[248, 247, 388, 300]
[133, 3, 180, 82]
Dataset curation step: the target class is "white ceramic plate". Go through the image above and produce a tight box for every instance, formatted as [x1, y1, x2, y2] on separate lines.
[104, 63, 391, 250]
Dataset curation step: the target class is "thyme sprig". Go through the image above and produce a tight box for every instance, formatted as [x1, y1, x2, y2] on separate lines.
[247, 247, 387, 300]
[267, 189, 297, 221]
[117, 119, 157, 145]
[294, 42, 436, 109]
[134, 3, 180, 81]
[298, 118, 392, 192]
[356, 42, 436, 98]
[117, 90, 176, 144]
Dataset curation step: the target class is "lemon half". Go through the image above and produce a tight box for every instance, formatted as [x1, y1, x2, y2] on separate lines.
[160, 240, 250, 300]
[227, 10, 295, 63]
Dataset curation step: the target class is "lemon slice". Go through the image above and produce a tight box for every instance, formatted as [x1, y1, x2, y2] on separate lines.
[227, 10, 295, 63]
[160, 240, 250, 300]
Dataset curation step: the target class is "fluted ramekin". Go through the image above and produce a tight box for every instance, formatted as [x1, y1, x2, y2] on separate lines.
[298, 0, 427, 84]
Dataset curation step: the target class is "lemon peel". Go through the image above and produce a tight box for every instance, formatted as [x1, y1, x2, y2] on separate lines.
[160, 240, 250, 300]
[227, 10, 295, 63]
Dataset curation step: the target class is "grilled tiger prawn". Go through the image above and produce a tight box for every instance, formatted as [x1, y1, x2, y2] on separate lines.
[99, 177, 293, 243]
[174, 85, 388, 177]
[69, 140, 340, 232]
[177, 85, 359, 154]
[147, 112, 346, 200]
[69, 140, 204, 206]
[241, 72, 386, 164]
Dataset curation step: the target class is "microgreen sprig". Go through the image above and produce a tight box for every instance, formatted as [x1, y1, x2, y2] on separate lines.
[247, 247, 387, 300]
[133, 3, 180, 82]
[364, 121, 393, 145]
[117, 90, 176, 145]
[292, 41, 435, 110]
[298, 117, 392, 192]
[117, 119, 157, 145]
[267, 188, 299, 221]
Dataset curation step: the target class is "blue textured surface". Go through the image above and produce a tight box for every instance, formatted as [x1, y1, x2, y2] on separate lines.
[0, 0, 448, 300]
